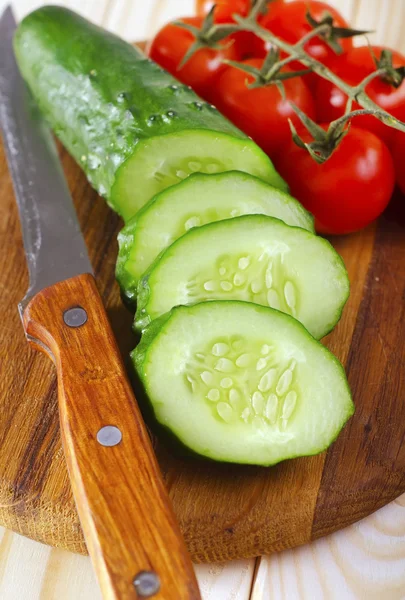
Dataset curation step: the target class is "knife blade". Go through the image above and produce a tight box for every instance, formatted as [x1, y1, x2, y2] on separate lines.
[0, 5, 92, 313]
[0, 7, 200, 599]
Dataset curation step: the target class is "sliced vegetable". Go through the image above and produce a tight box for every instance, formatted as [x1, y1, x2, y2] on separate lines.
[14, 6, 286, 222]
[135, 214, 349, 338]
[132, 301, 354, 465]
[112, 130, 287, 221]
[117, 171, 314, 305]
[274, 126, 395, 234]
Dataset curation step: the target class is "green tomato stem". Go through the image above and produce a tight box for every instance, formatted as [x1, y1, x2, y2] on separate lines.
[234, 16, 405, 134]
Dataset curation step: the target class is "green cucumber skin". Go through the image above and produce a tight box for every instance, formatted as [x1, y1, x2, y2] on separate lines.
[128, 312, 201, 460]
[14, 6, 285, 214]
[132, 301, 354, 466]
[116, 171, 315, 306]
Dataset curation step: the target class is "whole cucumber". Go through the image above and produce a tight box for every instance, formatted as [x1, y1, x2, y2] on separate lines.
[14, 7, 286, 220]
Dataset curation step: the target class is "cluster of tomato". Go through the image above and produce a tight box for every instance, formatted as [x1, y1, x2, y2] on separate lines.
[150, 0, 405, 234]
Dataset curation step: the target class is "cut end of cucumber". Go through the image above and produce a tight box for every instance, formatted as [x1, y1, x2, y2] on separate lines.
[135, 214, 349, 339]
[133, 301, 354, 466]
[111, 130, 288, 221]
[116, 171, 314, 305]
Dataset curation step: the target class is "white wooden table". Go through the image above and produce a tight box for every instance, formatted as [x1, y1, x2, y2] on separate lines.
[1, 1, 405, 598]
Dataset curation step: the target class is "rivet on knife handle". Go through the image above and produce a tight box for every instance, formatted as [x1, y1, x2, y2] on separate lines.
[22, 273, 201, 600]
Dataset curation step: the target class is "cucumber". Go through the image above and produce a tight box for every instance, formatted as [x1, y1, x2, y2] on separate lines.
[117, 171, 314, 304]
[14, 7, 287, 221]
[132, 301, 354, 465]
[135, 214, 349, 339]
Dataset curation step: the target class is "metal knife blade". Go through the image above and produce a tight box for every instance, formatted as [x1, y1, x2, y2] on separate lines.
[0, 6, 93, 315]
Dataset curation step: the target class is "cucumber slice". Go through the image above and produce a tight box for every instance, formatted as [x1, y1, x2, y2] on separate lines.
[111, 131, 288, 220]
[117, 171, 314, 304]
[132, 301, 354, 465]
[135, 215, 349, 339]
[15, 7, 287, 221]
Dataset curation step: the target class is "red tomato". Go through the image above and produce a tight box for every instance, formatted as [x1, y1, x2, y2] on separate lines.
[149, 17, 240, 99]
[390, 131, 405, 195]
[195, 0, 285, 59]
[196, 0, 285, 19]
[314, 46, 405, 145]
[253, 1, 353, 87]
[196, 1, 252, 60]
[196, 0, 250, 22]
[274, 126, 395, 234]
[213, 58, 316, 158]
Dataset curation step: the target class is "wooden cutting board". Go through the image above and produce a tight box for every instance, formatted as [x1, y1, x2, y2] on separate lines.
[1, 111, 405, 564]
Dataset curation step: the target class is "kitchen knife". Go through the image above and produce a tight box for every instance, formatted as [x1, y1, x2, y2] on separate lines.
[0, 7, 201, 600]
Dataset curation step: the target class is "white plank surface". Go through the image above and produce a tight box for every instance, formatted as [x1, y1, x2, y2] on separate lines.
[0, 528, 255, 600]
[252, 495, 405, 600]
[1, 0, 405, 598]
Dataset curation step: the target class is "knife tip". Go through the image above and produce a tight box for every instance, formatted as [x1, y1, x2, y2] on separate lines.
[0, 5, 17, 29]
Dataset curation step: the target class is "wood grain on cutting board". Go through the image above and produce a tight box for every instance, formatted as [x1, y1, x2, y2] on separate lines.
[1, 60, 405, 567]
[0, 0, 399, 598]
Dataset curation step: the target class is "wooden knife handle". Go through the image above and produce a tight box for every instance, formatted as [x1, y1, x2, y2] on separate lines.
[22, 273, 201, 600]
